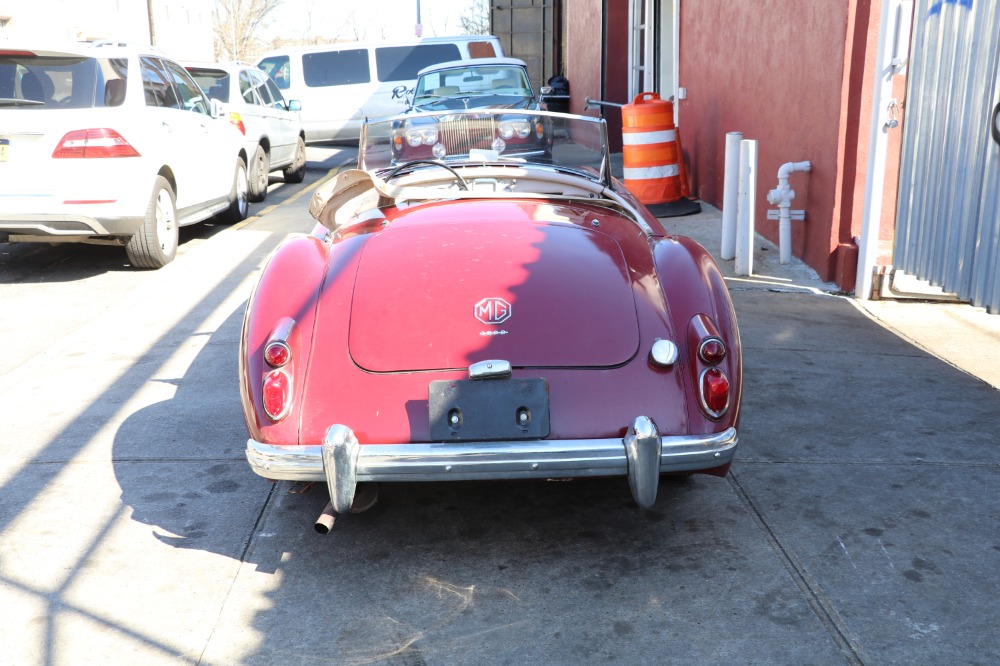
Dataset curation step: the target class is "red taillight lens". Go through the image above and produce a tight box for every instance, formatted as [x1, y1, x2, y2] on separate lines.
[699, 338, 727, 365]
[699, 367, 730, 419]
[262, 369, 291, 421]
[52, 129, 140, 158]
[264, 341, 290, 367]
[229, 111, 247, 135]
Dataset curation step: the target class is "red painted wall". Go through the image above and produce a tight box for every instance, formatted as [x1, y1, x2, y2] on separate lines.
[678, 1, 878, 285]
[564, 0, 603, 119]
[557, 0, 902, 289]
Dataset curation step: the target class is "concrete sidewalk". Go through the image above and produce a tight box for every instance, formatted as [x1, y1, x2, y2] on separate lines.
[658, 202, 1000, 391]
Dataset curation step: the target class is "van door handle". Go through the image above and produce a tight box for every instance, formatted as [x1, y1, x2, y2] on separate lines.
[992, 101, 1000, 146]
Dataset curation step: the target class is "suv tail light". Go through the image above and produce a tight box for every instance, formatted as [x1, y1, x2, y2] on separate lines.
[52, 129, 140, 158]
[228, 111, 247, 135]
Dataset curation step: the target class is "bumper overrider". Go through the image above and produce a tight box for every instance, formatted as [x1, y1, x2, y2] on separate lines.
[246, 416, 738, 512]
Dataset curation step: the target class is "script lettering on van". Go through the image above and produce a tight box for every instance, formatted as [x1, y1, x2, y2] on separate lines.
[392, 85, 415, 101]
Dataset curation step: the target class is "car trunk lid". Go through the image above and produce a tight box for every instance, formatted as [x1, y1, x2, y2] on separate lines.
[347, 215, 641, 372]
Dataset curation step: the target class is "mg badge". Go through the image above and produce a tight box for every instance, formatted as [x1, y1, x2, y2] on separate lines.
[474, 297, 512, 325]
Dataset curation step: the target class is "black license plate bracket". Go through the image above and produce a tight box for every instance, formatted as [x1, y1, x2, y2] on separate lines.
[429, 378, 550, 441]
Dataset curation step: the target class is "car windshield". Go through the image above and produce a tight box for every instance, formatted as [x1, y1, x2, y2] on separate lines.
[414, 65, 532, 100]
[360, 109, 610, 185]
[0, 53, 127, 109]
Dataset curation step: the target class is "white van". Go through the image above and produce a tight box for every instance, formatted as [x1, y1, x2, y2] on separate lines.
[257, 36, 504, 143]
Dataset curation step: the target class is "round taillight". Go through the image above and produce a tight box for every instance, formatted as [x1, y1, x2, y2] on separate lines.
[262, 369, 291, 421]
[699, 367, 730, 419]
[264, 341, 290, 367]
[699, 338, 727, 365]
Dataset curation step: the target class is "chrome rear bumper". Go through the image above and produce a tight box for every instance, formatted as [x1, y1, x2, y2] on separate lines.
[246, 418, 738, 512]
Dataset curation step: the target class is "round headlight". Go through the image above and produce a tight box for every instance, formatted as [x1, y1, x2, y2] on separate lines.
[492, 137, 506, 153]
[515, 122, 531, 139]
[432, 143, 447, 158]
[407, 131, 423, 147]
[499, 123, 514, 140]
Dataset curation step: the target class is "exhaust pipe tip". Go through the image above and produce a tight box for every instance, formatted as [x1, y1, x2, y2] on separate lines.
[314, 501, 336, 534]
[314, 484, 380, 534]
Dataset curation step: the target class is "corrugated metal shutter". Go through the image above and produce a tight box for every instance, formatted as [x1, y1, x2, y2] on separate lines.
[894, 0, 1000, 313]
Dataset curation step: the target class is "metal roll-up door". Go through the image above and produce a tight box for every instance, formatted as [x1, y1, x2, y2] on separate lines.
[894, 0, 1000, 313]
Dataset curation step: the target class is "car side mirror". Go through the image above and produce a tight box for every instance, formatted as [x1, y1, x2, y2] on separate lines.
[288, 99, 302, 112]
[540, 86, 553, 96]
[210, 98, 225, 118]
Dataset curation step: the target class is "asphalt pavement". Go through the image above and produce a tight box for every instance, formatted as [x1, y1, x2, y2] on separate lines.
[1, 165, 999, 665]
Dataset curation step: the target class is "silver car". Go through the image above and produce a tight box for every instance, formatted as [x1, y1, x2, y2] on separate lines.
[187, 62, 306, 202]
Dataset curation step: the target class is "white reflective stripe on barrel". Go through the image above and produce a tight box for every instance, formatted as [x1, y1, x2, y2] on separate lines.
[623, 164, 680, 180]
[621, 129, 677, 145]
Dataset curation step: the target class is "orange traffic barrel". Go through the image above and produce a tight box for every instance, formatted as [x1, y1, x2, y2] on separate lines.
[621, 92, 681, 205]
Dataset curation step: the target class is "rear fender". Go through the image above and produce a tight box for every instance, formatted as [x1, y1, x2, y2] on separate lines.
[652, 236, 742, 434]
[240, 234, 330, 444]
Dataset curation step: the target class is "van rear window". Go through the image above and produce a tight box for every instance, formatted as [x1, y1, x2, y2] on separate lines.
[303, 49, 370, 87]
[375, 44, 461, 82]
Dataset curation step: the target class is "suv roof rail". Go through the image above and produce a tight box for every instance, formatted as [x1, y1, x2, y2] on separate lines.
[87, 40, 163, 53]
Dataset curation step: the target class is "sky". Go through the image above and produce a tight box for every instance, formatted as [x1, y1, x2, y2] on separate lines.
[260, 0, 484, 44]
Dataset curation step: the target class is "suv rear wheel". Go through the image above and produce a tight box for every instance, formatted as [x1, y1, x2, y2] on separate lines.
[126, 176, 178, 269]
[283, 137, 307, 184]
[249, 145, 270, 202]
[220, 157, 250, 223]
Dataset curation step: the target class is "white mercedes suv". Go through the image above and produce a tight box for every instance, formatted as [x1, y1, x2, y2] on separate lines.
[0, 42, 250, 268]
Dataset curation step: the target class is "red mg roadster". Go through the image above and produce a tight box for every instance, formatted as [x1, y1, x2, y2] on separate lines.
[240, 109, 741, 531]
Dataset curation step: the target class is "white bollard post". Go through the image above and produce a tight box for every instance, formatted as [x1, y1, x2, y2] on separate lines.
[721, 132, 742, 260]
[735, 139, 757, 277]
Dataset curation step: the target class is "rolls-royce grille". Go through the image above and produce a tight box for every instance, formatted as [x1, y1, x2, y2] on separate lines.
[440, 116, 498, 154]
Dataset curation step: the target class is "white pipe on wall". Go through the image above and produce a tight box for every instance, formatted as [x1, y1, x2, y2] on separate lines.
[735, 139, 757, 277]
[721, 131, 743, 260]
[767, 161, 812, 263]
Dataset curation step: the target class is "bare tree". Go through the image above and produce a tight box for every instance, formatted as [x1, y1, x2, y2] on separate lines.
[214, 0, 284, 61]
[459, 0, 490, 35]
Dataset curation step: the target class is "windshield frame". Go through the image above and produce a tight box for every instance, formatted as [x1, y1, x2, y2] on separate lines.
[359, 108, 611, 188]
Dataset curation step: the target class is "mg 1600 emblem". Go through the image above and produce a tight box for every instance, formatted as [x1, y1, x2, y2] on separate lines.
[474, 297, 511, 324]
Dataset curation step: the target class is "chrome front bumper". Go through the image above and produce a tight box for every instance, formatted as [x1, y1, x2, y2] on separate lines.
[246, 417, 738, 512]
